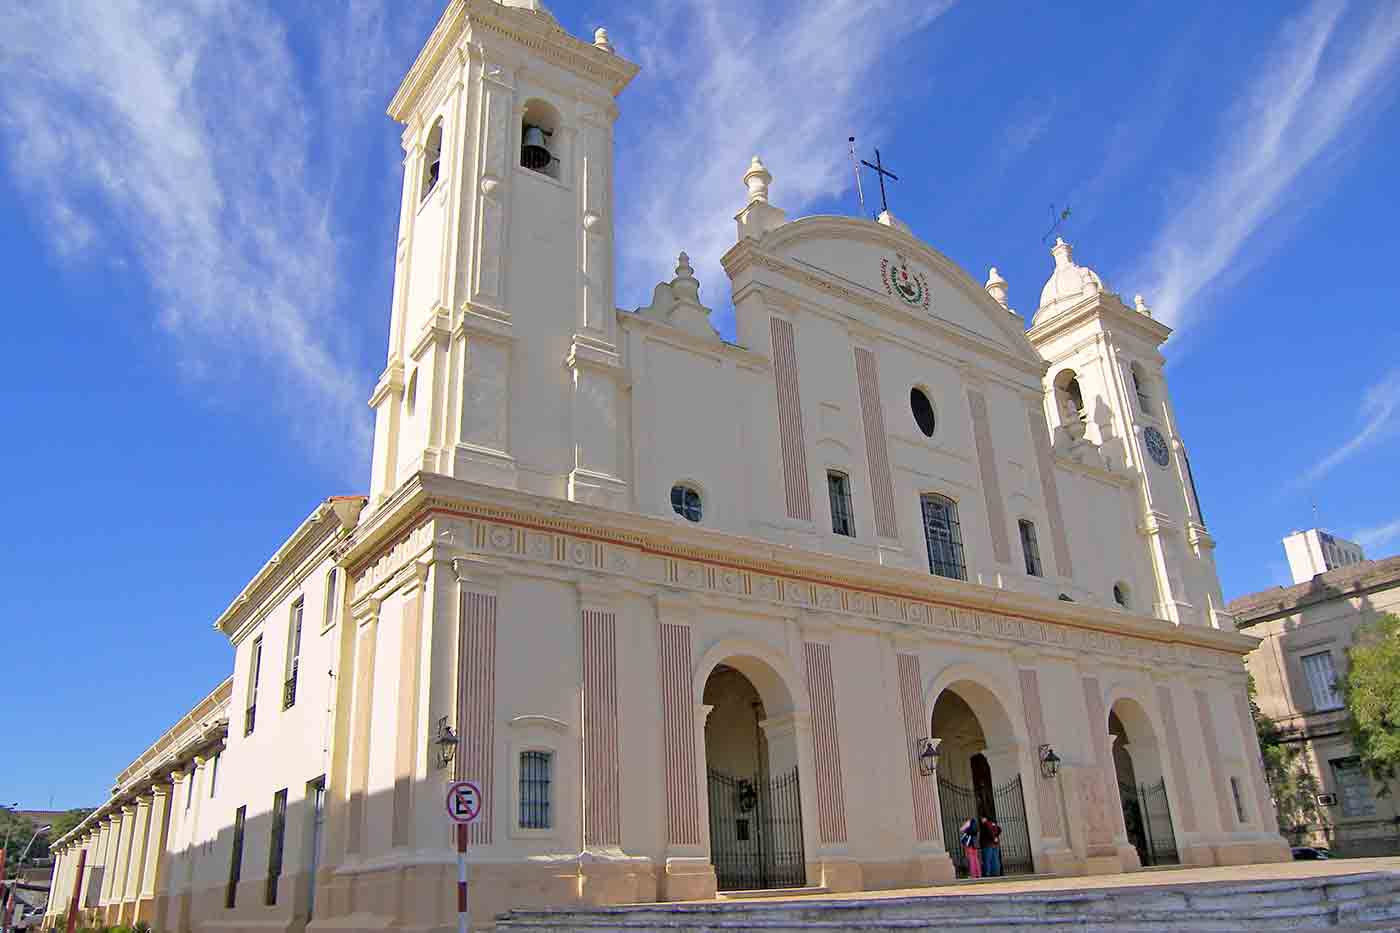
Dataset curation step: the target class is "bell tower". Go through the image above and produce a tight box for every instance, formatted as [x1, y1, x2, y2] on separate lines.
[368, 0, 639, 508]
[1027, 239, 1229, 628]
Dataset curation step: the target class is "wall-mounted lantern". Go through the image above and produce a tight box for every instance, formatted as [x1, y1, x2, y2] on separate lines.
[433, 716, 459, 770]
[1039, 744, 1061, 779]
[736, 779, 758, 813]
[916, 737, 942, 777]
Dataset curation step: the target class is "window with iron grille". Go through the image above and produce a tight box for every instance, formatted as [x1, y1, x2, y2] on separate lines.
[670, 484, 702, 522]
[226, 805, 246, 909]
[1331, 757, 1376, 818]
[520, 751, 552, 829]
[1300, 650, 1342, 711]
[284, 599, 303, 710]
[1018, 519, 1042, 577]
[246, 635, 262, 736]
[920, 494, 966, 581]
[266, 789, 287, 905]
[827, 471, 855, 537]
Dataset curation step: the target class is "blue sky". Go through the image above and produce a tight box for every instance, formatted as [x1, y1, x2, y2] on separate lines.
[2, 0, 1398, 809]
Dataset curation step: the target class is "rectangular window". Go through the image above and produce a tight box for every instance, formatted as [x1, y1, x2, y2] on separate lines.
[827, 471, 855, 537]
[520, 751, 552, 829]
[322, 568, 339, 631]
[186, 768, 196, 812]
[305, 776, 326, 920]
[1331, 757, 1376, 818]
[226, 805, 246, 909]
[1230, 776, 1247, 824]
[920, 494, 967, 581]
[1018, 519, 1043, 577]
[245, 636, 262, 736]
[284, 599, 303, 710]
[210, 752, 221, 798]
[1300, 650, 1342, 711]
[266, 789, 287, 905]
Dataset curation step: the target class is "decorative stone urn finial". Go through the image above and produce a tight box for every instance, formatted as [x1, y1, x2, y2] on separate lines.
[672, 251, 700, 304]
[985, 267, 1009, 308]
[593, 27, 614, 53]
[1051, 236, 1074, 268]
[1134, 294, 1153, 317]
[744, 155, 772, 204]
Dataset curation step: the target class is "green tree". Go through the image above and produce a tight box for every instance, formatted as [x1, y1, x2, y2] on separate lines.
[1248, 672, 1321, 838]
[1, 808, 38, 865]
[1342, 612, 1400, 797]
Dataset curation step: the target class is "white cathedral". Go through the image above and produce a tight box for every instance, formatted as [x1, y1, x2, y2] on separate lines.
[45, 2, 1289, 930]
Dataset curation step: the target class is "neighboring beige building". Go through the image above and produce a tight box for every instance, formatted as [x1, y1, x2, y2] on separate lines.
[1282, 528, 1367, 584]
[46, 1, 1289, 930]
[1232, 554, 1400, 857]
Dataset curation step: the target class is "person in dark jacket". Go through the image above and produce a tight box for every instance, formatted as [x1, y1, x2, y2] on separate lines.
[979, 816, 1003, 877]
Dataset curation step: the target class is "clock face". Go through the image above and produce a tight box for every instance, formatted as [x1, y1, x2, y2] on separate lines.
[1144, 426, 1171, 467]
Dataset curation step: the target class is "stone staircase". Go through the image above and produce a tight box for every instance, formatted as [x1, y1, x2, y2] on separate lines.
[495, 868, 1400, 931]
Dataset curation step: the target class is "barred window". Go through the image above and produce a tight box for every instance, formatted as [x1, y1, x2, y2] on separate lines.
[671, 484, 702, 523]
[1018, 519, 1042, 577]
[920, 494, 966, 581]
[226, 805, 246, 909]
[265, 788, 287, 906]
[827, 471, 854, 537]
[1301, 651, 1342, 711]
[520, 751, 552, 830]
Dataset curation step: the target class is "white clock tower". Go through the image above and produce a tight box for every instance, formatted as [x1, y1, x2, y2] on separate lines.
[368, 0, 638, 509]
[1027, 238, 1229, 628]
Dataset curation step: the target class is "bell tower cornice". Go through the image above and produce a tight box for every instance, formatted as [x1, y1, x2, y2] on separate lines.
[388, 0, 639, 123]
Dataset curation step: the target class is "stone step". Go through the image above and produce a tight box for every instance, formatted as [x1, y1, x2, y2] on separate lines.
[496, 869, 1400, 931]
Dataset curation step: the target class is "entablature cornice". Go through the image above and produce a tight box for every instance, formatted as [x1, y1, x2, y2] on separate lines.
[343, 473, 1259, 681]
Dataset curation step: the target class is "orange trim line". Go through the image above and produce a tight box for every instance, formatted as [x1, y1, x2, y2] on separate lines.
[350, 503, 1239, 657]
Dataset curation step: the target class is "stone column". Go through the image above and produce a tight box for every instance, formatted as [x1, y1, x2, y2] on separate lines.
[139, 784, 172, 925]
[122, 794, 153, 922]
[99, 813, 123, 911]
[655, 595, 713, 901]
[111, 803, 139, 922]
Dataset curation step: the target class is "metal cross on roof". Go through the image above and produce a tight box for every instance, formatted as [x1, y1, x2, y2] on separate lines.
[860, 147, 899, 215]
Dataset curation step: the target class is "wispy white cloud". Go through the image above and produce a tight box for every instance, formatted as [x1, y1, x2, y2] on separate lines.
[0, 0, 375, 474]
[1302, 368, 1400, 484]
[1133, 0, 1400, 334]
[613, 0, 956, 334]
[1352, 517, 1400, 554]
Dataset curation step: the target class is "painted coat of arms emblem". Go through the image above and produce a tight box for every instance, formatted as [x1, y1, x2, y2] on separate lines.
[881, 253, 931, 310]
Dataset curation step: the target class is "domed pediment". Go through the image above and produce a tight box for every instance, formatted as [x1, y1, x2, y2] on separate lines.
[749, 215, 1041, 370]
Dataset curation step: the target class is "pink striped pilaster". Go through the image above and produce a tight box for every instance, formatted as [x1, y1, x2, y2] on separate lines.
[896, 654, 938, 841]
[968, 389, 1011, 564]
[771, 317, 812, 522]
[1235, 694, 1278, 831]
[1027, 409, 1073, 577]
[1018, 668, 1062, 839]
[658, 623, 701, 846]
[853, 348, 898, 539]
[583, 609, 622, 847]
[1195, 688, 1235, 832]
[1080, 676, 1116, 850]
[1155, 684, 1197, 833]
[456, 590, 497, 845]
[803, 642, 848, 844]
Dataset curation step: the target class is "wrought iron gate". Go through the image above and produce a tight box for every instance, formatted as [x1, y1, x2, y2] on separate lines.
[707, 767, 806, 890]
[1119, 778, 1179, 866]
[938, 773, 1034, 877]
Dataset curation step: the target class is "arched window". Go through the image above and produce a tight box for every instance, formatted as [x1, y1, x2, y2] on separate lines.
[421, 119, 443, 200]
[1131, 363, 1151, 415]
[1018, 519, 1042, 577]
[1053, 369, 1085, 422]
[671, 483, 702, 522]
[920, 494, 966, 581]
[910, 387, 936, 437]
[1113, 582, 1130, 609]
[520, 99, 560, 179]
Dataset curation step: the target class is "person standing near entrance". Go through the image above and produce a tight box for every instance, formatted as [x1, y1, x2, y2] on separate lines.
[980, 816, 1002, 877]
[959, 817, 981, 878]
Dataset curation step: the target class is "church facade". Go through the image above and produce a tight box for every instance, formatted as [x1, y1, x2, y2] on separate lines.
[45, 1, 1289, 930]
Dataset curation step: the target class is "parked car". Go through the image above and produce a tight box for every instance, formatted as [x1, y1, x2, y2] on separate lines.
[1292, 846, 1331, 860]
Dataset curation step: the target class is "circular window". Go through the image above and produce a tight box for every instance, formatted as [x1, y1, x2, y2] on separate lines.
[671, 484, 702, 522]
[910, 387, 936, 437]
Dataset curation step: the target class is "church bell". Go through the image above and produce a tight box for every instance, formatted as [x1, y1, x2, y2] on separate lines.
[521, 125, 552, 171]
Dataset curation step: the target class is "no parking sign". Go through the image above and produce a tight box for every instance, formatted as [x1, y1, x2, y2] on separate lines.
[446, 780, 482, 825]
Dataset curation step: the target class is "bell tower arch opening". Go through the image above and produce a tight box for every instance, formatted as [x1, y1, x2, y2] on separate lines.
[701, 657, 806, 891]
[930, 680, 1033, 877]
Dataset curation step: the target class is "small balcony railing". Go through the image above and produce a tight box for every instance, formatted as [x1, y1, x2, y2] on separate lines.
[283, 673, 298, 710]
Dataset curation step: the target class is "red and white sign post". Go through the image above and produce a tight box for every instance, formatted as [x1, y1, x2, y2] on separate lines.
[445, 781, 482, 933]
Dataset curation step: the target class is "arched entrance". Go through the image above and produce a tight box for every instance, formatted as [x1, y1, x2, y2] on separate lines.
[930, 681, 1033, 877]
[702, 659, 806, 891]
[1109, 698, 1179, 866]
